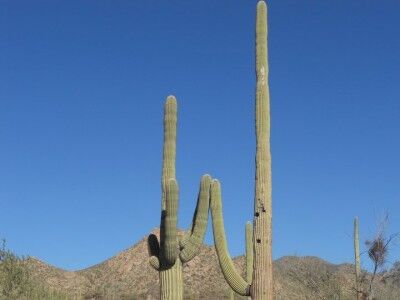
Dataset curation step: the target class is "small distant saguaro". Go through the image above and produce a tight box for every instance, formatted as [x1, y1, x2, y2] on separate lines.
[354, 217, 362, 300]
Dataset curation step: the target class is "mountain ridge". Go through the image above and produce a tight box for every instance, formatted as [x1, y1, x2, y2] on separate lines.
[23, 229, 399, 299]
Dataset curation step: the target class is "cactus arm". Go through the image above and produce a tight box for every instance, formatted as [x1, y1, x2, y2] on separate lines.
[189, 174, 211, 240]
[180, 174, 212, 263]
[179, 223, 194, 248]
[147, 234, 161, 270]
[179, 228, 192, 249]
[245, 222, 254, 284]
[180, 175, 211, 249]
[149, 256, 160, 270]
[179, 198, 200, 250]
[210, 180, 250, 296]
[162, 178, 179, 266]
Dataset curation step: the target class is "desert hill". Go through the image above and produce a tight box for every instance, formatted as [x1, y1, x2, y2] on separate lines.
[23, 229, 400, 299]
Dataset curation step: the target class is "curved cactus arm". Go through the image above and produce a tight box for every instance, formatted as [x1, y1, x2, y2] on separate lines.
[245, 222, 254, 284]
[148, 234, 161, 270]
[210, 179, 250, 296]
[180, 174, 212, 263]
[162, 178, 179, 266]
[180, 175, 211, 249]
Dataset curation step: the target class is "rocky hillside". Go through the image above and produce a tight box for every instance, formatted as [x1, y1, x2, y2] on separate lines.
[24, 229, 400, 299]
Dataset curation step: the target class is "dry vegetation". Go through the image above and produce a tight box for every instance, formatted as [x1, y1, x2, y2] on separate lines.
[2, 230, 399, 299]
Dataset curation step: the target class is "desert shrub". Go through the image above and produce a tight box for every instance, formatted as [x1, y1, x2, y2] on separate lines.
[0, 239, 70, 300]
[0, 239, 33, 298]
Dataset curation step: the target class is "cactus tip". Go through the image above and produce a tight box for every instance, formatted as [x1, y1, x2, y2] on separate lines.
[211, 179, 220, 187]
[257, 0, 267, 9]
[202, 174, 212, 181]
[166, 95, 177, 102]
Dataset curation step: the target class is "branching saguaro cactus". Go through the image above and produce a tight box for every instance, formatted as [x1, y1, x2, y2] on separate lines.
[210, 1, 273, 299]
[354, 217, 362, 300]
[147, 96, 211, 300]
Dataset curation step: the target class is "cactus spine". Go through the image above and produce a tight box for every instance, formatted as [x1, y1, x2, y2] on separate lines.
[148, 96, 211, 300]
[210, 1, 273, 299]
[354, 217, 361, 300]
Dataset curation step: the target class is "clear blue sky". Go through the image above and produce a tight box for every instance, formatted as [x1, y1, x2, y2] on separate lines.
[1, 0, 399, 271]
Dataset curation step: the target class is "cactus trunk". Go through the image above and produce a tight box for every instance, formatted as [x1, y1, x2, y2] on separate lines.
[159, 97, 182, 300]
[251, 1, 273, 299]
[354, 217, 361, 300]
[160, 259, 183, 300]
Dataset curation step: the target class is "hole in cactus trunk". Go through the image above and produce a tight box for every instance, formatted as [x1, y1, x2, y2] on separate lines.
[256, 239, 261, 243]
[255, 212, 260, 217]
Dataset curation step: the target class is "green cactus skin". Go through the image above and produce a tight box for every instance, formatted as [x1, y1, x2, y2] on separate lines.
[161, 96, 177, 211]
[163, 179, 179, 265]
[210, 180, 251, 296]
[147, 96, 211, 300]
[246, 222, 254, 300]
[209, 1, 273, 299]
[354, 217, 361, 300]
[252, 1, 273, 298]
[226, 222, 253, 299]
[229, 290, 235, 300]
[179, 175, 211, 263]
[246, 222, 254, 284]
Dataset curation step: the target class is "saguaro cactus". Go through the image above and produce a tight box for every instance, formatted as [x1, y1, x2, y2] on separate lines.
[147, 96, 211, 300]
[354, 217, 362, 300]
[210, 1, 273, 299]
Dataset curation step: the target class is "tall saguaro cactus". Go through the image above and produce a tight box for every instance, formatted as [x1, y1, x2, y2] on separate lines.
[147, 96, 211, 300]
[210, 1, 273, 299]
[252, 1, 273, 298]
[354, 217, 361, 300]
